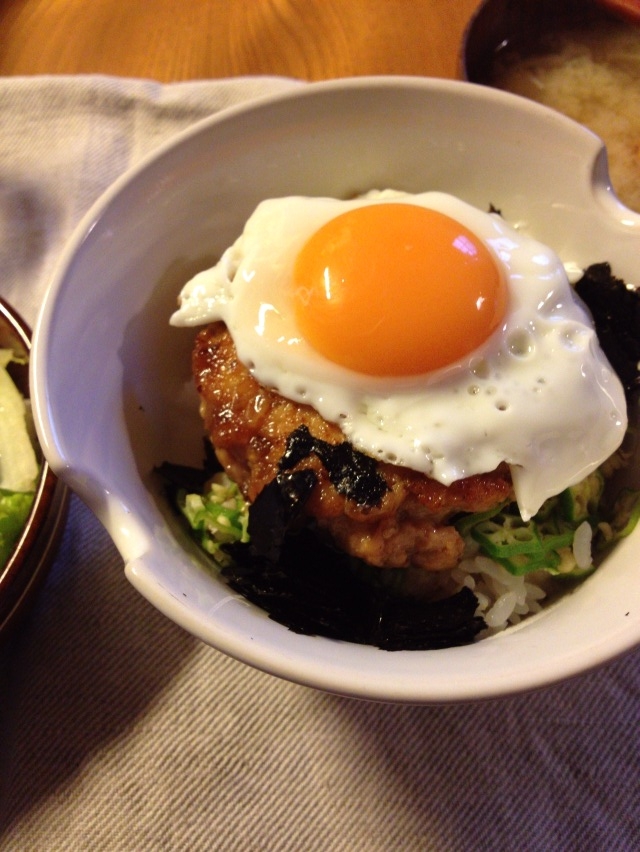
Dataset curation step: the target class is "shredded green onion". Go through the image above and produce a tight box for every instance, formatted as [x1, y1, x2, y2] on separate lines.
[456, 468, 640, 578]
[178, 472, 249, 566]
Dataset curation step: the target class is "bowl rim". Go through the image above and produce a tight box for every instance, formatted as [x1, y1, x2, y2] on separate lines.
[30, 75, 640, 701]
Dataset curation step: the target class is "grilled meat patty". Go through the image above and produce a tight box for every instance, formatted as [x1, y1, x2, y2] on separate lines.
[192, 322, 514, 571]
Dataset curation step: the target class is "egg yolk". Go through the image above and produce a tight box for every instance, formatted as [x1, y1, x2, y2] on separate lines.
[292, 203, 507, 377]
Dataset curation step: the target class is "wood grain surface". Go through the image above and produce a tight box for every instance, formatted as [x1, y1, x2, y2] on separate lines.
[0, 0, 483, 81]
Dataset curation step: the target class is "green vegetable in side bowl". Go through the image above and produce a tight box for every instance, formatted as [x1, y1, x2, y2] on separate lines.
[0, 348, 39, 567]
[0, 489, 35, 566]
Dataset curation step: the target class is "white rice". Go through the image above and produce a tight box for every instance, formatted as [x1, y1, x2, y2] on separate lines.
[451, 543, 549, 634]
[572, 520, 593, 570]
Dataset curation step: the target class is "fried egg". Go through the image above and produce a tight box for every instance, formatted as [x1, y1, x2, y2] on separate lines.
[171, 190, 627, 520]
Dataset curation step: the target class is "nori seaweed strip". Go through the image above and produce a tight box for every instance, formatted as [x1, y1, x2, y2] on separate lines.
[155, 440, 222, 494]
[246, 469, 318, 562]
[222, 472, 485, 649]
[279, 424, 389, 507]
[224, 530, 369, 641]
[224, 529, 484, 649]
[575, 262, 640, 396]
[371, 587, 485, 651]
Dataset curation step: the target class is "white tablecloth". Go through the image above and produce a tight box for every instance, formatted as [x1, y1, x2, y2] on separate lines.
[0, 75, 639, 852]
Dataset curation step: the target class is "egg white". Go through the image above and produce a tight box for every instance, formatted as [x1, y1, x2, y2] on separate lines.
[171, 190, 627, 520]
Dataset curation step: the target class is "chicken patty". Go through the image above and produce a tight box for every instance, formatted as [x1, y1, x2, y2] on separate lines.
[192, 322, 514, 571]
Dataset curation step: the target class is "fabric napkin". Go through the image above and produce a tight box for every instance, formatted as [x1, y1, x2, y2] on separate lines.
[1, 75, 639, 852]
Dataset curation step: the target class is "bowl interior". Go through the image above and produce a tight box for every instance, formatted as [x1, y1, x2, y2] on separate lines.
[31, 78, 640, 701]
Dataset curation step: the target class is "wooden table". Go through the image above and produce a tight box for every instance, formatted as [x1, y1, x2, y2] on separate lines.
[0, 0, 482, 81]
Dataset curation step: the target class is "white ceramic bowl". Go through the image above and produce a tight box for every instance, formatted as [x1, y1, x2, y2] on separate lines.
[31, 77, 640, 702]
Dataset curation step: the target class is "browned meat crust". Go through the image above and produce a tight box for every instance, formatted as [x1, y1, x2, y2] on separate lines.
[192, 322, 515, 571]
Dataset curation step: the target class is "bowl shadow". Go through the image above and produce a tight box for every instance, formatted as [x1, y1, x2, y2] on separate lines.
[325, 647, 640, 847]
[0, 497, 199, 835]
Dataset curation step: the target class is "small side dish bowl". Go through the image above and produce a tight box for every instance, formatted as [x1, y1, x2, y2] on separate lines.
[30, 78, 640, 702]
[0, 298, 68, 641]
